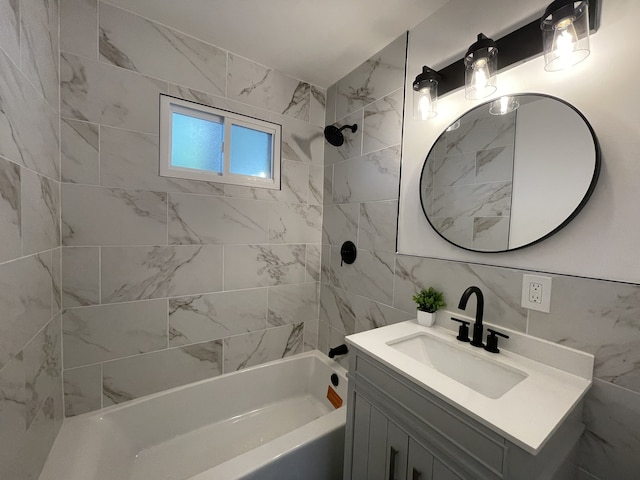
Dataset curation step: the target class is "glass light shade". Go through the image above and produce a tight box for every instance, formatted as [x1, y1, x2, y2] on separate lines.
[542, 1, 590, 71]
[464, 38, 498, 100]
[413, 81, 438, 120]
[489, 96, 520, 115]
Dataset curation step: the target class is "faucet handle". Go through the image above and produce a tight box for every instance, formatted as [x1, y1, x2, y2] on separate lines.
[450, 317, 471, 342]
[484, 328, 509, 353]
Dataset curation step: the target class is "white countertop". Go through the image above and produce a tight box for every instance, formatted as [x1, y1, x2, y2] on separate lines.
[346, 319, 593, 455]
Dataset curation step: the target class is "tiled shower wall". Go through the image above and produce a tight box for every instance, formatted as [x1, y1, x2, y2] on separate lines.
[320, 35, 640, 480]
[0, 0, 63, 477]
[60, 1, 325, 416]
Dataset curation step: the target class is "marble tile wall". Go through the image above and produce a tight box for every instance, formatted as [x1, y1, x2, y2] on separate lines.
[59, 0, 326, 417]
[321, 33, 640, 480]
[0, 0, 63, 477]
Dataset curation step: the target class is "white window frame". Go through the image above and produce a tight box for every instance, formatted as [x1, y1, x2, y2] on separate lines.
[159, 94, 281, 190]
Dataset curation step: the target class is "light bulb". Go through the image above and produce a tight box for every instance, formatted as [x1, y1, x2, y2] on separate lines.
[472, 58, 490, 95]
[418, 89, 432, 120]
[552, 17, 579, 70]
[489, 96, 519, 115]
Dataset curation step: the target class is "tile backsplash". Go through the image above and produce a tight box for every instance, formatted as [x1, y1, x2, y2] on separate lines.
[58, 0, 325, 417]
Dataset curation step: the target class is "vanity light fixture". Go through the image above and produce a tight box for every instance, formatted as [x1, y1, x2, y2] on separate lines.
[541, 0, 591, 71]
[464, 34, 498, 100]
[489, 96, 520, 115]
[420, 0, 600, 100]
[413, 66, 440, 120]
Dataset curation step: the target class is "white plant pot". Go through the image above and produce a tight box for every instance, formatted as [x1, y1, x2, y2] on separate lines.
[417, 310, 435, 327]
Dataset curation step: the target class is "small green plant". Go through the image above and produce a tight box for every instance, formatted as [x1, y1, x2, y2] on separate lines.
[412, 288, 446, 313]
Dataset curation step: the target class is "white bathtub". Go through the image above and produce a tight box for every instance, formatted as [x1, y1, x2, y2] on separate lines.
[39, 351, 348, 480]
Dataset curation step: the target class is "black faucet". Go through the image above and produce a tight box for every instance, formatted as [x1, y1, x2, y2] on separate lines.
[458, 286, 484, 348]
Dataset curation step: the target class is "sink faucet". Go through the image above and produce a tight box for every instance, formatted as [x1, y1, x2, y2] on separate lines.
[458, 286, 484, 347]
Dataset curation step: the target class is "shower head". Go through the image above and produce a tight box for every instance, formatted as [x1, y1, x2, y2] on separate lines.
[324, 124, 358, 147]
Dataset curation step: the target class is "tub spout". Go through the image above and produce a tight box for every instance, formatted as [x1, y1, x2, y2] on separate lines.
[328, 344, 349, 358]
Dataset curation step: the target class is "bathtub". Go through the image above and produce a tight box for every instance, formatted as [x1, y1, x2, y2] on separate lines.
[39, 350, 348, 480]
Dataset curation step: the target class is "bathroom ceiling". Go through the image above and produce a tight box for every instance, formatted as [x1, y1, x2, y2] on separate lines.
[103, 0, 451, 88]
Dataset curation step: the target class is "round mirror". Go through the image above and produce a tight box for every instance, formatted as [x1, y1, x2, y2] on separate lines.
[420, 94, 600, 252]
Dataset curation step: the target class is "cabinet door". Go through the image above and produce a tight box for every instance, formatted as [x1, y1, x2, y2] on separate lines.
[385, 421, 408, 480]
[407, 438, 434, 480]
[368, 406, 389, 480]
[351, 394, 372, 480]
[433, 459, 463, 480]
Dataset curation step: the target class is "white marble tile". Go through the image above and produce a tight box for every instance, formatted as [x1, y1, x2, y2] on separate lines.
[475, 145, 514, 183]
[223, 323, 303, 373]
[430, 216, 473, 250]
[62, 184, 167, 246]
[472, 217, 510, 251]
[99, 3, 226, 96]
[306, 244, 321, 282]
[432, 152, 476, 187]
[21, 393, 62, 480]
[169, 288, 267, 347]
[62, 246, 99, 307]
[61, 118, 99, 184]
[579, 379, 640, 479]
[169, 193, 268, 245]
[358, 201, 398, 253]
[321, 244, 331, 284]
[363, 89, 403, 154]
[0, 157, 21, 263]
[22, 169, 60, 255]
[320, 284, 357, 336]
[277, 114, 324, 165]
[101, 245, 223, 303]
[0, 49, 59, 179]
[167, 83, 269, 120]
[268, 203, 322, 244]
[224, 160, 309, 204]
[445, 111, 516, 156]
[0, 352, 26, 479]
[60, 0, 97, 59]
[324, 109, 363, 165]
[61, 52, 167, 134]
[432, 182, 512, 218]
[100, 126, 225, 195]
[228, 54, 310, 121]
[309, 165, 323, 206]
[63, 364, 101, 416]
[24, 315, 60, 428]
[223, 244, 306, 290]
[394, 255, 528, 332]
[20, 0, 59, 109]
[309, 86, 326, 128]
[354, 296, 413, 333]
[323, 166, 333, 206]
[329, 247, 395, 305]
[0, 0, 20, 64]
[62, 300, 167, 368]
[325, 84, 337, 125]
[322, 203, 358, 246]
[332, 145, 401, 203]
[529, 276, 640, 393]
[103, 340, 222, 406]
[0, 254, 53, 370]
[317, 320, 330, 355]
[51, 247, 61, 314]
[303, 318, 319, 352]
[267, 283, 318, 326]
[336, 34, 406, 119]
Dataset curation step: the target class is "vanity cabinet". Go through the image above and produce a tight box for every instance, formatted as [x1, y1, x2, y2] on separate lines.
[343, 347, 584, 480]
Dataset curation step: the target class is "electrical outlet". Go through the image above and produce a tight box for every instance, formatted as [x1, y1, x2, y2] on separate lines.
[521, 274, 552, 313]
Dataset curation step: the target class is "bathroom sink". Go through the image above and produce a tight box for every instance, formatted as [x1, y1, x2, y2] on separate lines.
[387, 333, 527, 399]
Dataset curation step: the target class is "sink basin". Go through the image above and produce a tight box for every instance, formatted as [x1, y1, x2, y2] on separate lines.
[387, 332, 527, 399]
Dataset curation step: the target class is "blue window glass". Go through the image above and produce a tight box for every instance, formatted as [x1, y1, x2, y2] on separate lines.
[229, 124, 272, 178]
[171, 112, 223, 173]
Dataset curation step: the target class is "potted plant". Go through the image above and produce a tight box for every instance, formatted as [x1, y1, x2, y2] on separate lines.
[412, 287, 446, 327]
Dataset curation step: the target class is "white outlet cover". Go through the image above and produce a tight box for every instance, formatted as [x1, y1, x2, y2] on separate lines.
[521, 274, 552, 313]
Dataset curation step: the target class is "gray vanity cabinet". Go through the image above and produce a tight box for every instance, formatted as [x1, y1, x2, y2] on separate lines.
[344, 346, 584, 480]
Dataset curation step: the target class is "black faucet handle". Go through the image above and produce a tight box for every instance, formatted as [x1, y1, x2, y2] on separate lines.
[484, 328, 509, 353]
[450, 317, 471, 342]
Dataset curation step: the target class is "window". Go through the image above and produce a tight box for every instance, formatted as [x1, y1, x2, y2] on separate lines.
[160, 95, 281, 189]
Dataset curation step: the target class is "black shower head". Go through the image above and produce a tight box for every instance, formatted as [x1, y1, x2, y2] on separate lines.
[324, 124, 358, 147]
